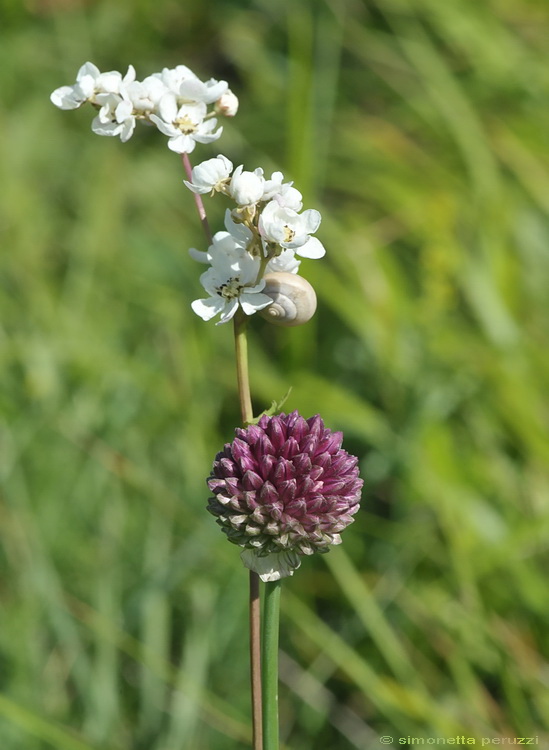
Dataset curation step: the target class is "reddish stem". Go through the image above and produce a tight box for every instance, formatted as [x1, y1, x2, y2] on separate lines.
[181, 152, 214, 244]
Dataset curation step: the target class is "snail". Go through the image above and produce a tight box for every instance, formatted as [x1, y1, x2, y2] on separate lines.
[259, 272, 317, 327]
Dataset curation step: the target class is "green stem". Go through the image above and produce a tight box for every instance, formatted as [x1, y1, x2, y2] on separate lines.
[233, 309, 263, 750]
[233, 309, 254, 426]
[262, 580, 281, 750]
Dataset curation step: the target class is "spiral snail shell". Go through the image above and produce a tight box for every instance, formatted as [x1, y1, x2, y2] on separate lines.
[259, 272, 317, 327]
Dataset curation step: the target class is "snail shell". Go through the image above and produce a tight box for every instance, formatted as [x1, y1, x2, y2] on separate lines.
[259, 272, 317, 327]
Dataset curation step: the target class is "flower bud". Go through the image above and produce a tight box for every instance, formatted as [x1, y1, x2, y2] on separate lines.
[215, 89, 239, 117]
[230, 165, 265, 206]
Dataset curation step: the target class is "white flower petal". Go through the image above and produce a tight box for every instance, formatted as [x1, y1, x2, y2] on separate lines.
[123, 64, 136, 86]
[224, 210, 253, 244]
[158, 65, 198, 95]
[177, 78, 206, 101]
[50, 85, 84, 110]
[194, 125, 223, 144]
[202, 78, 229, 104]
[183, 181, 211, 194]
[299, 209, 321, 235]
[188, 248, 210, 263]
[261, 173, 303, 210]
[79, 75, 98, 99]
[96, 71, 124, 94]
[91, 114, 122, 137]
[76, 62, 100, 81]
[191, 297, 225, 321]
[276, 185, 303, 211]
[176, 76, 228, 104]
[198, 266, 225, 297]
[167, 135, 196, 153]
[149, 114, 177, 137]
[295, 236, 326, 259]
[118, 118, 136, 142]
[217, 299, 239, 324]
[203, 239, 254, 277]
[261, 171, 284, 201]
[158, 93, 178, 123]
[115, 99, 133, 121]
[240, 292, 273, 315]
[266, 249, 301, 274]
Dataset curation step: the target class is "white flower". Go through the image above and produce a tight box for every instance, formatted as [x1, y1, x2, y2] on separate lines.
[223, 209, 257, 252]
[261, 171, 284, 200]
[94, 64, 136, 95]
[189, 223, 244, 262]
[188, 211, 253, 263]
[273, 184, 303, 211]
[50, 62, 135, 110]
[259, 201, 325, 258]
[230, 165, 265, 206]
[154, 66, 227, 104]
[91, 93, 135, 141]
[261, 172, 303, 210]
[111, 98, 137, 141]
[51, 84, 87, 111]
[51, 62, 100, 109]
[101, 78, 167, 142]
[191, 242, 272, 325]
[179, 76, 228, 105]
[124, 76, 168, 115]
[215, 89, 239, 117]
[154, 65, 196, 91]
[150, 94, 222, 153]
[266, 248, 301, 274]
[184, 155, 233, 194]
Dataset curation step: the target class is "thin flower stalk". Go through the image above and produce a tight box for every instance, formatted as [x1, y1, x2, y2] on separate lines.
[262, 580, 281, 750]
[182, 153, 213, 244]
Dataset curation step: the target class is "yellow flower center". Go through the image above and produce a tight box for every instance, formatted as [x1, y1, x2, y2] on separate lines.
[175, 114, 197, 134]
[216, 277, 243, 300]
[283, 225, 295, 243]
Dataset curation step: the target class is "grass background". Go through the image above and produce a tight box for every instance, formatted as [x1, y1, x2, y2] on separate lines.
[1, 0, 549, 747]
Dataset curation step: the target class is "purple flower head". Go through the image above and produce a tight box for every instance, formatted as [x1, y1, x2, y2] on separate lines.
[207, 411, 363, 581]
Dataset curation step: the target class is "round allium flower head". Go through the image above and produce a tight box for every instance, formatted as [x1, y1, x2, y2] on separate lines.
[207, 411, 363, 581]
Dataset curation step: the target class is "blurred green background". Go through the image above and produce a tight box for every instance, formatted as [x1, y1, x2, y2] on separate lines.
[2, 0, 549, 748]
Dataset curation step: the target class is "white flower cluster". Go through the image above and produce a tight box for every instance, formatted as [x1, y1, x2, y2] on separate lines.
[186, 156, 325, 324]
[51, 62, 325, 326]
[50, 62, 237, 153]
